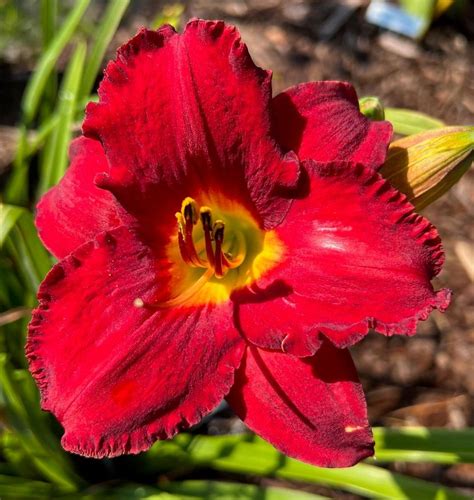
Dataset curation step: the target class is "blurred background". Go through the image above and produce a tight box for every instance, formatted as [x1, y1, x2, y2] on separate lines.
[0, 1, 473, 498]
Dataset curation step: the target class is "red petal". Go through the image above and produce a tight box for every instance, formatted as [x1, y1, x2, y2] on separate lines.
[27, 226, 243, 457]
[36, 137, 123, 259]
[226, 342, 373, 467]
[84, 20, 300, 229]
[235, 161, 450, 356]
[271, 81, 392, 170]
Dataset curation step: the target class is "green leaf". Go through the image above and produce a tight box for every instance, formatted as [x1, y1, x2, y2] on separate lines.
[0, 430, 40, 482]
[79, 0, 130, 100]
[40, 0, 58, 49]
[75, 485, 183, 499]
[40, 0, 58, 120]
[0, 205, 51, 295]
[22, 101, 88, 178]
[72, 480, 325, 500]
[0, 258, 24, 309]
[385, 107, 445, 135]
[5, 0, 90, 205]
[0, 355, 82, 493]
[25, 112, 61, 158]
[183, 434, 470, 500]
[0, 205, 25, 248]
[0, 474, 55, 499]
[164, 480, 327, 499]
[22, 0, 90, 124]
[38, 39, 87, 195]
[3, 126, 30, 205]
[0, 205, 49, 365]
[373, 427, 474, 463]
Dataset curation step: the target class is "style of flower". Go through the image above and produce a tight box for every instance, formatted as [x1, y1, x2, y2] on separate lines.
[27, 19, 450, 467]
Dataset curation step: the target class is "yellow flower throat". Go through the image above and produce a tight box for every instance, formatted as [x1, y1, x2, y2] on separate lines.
[135, 195, 285, 309]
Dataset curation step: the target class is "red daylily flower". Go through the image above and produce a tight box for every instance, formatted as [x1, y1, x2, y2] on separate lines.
[28, 20, 450, 467]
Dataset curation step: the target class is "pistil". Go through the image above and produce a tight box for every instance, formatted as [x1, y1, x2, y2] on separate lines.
[213, 220, 226, 278]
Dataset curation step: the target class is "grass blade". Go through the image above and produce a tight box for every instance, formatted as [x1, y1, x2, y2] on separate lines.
[79, 0, 130, 99]
[373, 427, 474, 463]
[5, 0, 90, 205]
[3, 127, 29, 206]
[0, 205, 25, 248]
[18, 100, 90, 161]
[22, 0, 90, 124]
[165, 480, 328, 499]
[0, 474, 55, 499]
[182, 434, 469, 500]
[0, 204, 51, 294]
[0, 356, 82, 492]
[40, 0, 58, 119]
[38, 40, 87, 195]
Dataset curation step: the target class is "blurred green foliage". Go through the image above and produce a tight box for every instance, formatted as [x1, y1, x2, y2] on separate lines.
[0, 1, 472, 499]
[0, 0, 40, 57]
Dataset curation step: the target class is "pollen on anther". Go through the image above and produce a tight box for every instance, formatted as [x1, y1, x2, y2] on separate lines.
[213, 220, 225, 241]
[181, 197, 198, 224]
[200, 206, 212, 228]
[175, 212, 185, 235]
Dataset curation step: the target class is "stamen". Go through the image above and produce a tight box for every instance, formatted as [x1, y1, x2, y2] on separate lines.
[200, 206, 215, 268]
[213, 220, 225, 278]
[181, 197, 198, 224]
[175, 198, 248, 285]
[176, 212, 194, 266]
[133, 267, 214, 309]
[180, 197, 206, 268]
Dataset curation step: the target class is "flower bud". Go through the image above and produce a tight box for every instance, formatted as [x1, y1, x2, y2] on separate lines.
[381, 126, 474, 210]
[359, 97, 385, 121]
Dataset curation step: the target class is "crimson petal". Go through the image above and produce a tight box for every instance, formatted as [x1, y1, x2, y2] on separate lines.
[36, 137, 123, 259]
[226, 342, 373, 467]
[27, 226, 243, 457]
[235, 161, 450, 356]
[271, 81, 392, 170]
[84, 20, 300, 229]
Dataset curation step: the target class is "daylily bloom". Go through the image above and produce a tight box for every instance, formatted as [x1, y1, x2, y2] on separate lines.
[27, 20, 450, 467]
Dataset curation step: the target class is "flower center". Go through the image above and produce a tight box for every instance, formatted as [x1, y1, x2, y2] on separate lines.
[134, 195, 285, 309]
[176, 197, 247, 279]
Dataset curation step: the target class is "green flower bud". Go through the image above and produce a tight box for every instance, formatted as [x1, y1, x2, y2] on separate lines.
[381, 126, 474, 210]
[359, 97, 385, 121]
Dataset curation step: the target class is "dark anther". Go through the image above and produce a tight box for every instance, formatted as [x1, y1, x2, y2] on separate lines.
[213, 221, 225, 243]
